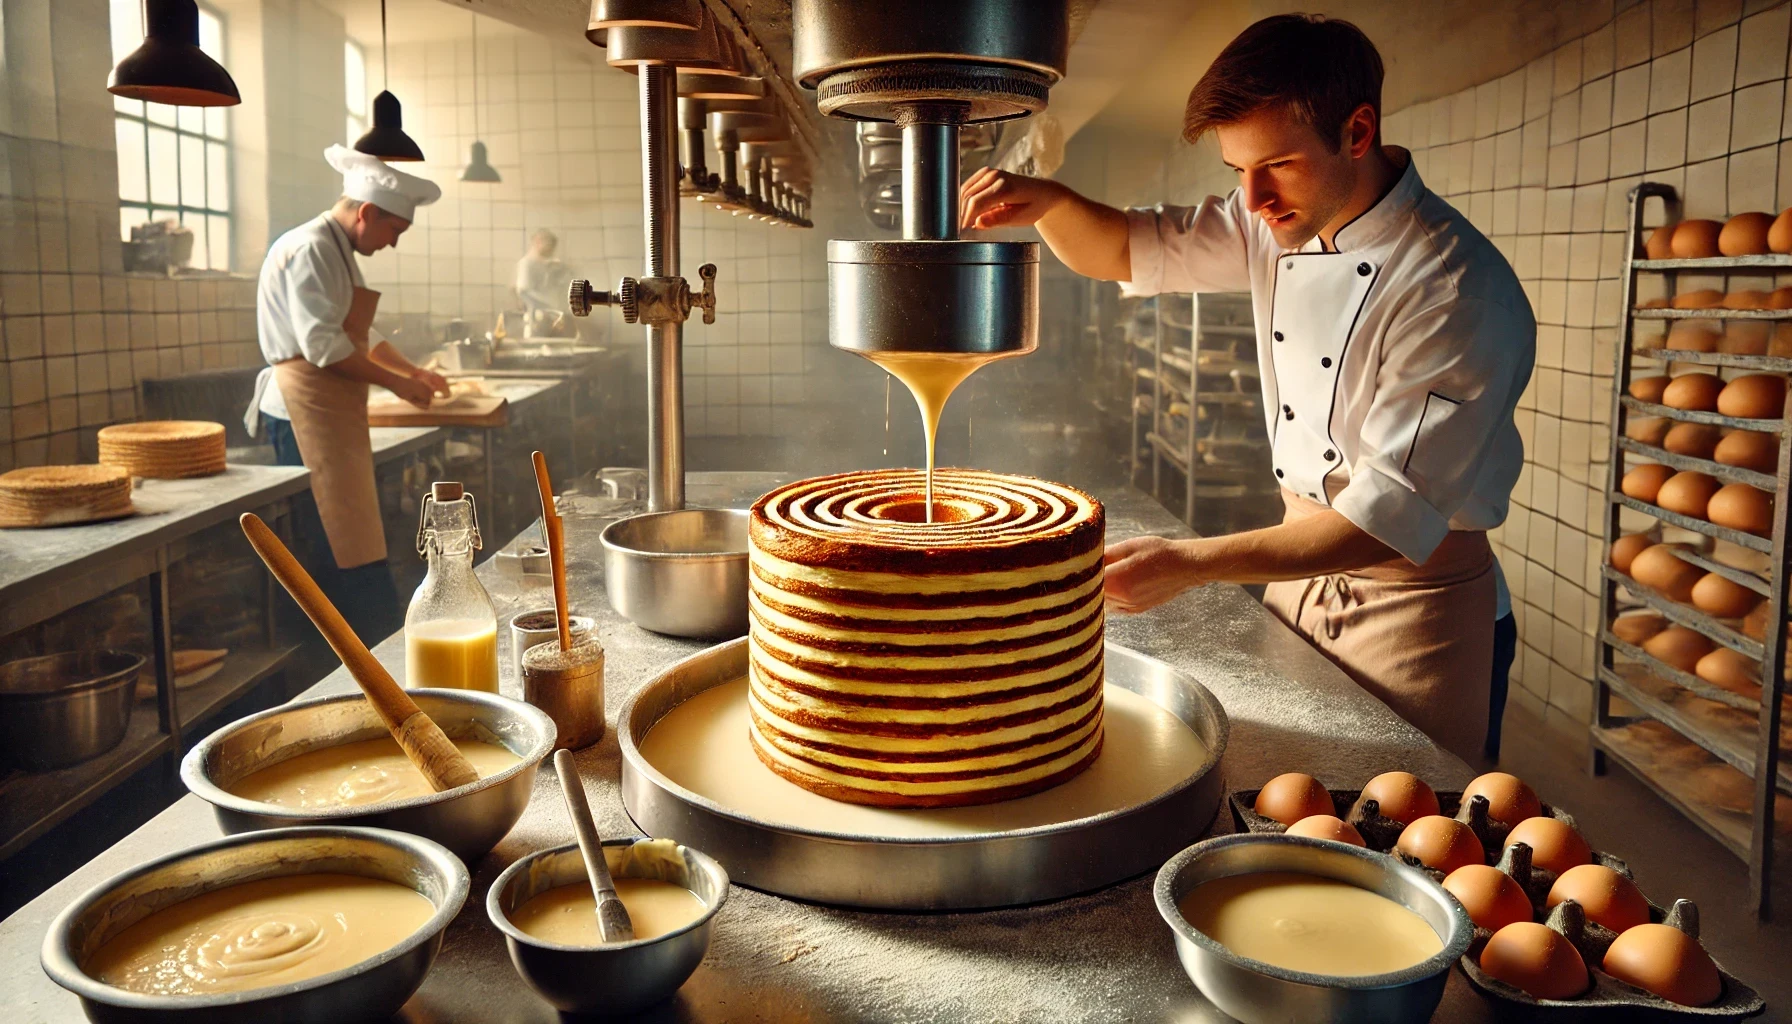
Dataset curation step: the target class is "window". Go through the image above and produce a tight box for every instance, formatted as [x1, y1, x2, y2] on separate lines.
[346, 40, 368, 145]
[110, 0, 232, 271]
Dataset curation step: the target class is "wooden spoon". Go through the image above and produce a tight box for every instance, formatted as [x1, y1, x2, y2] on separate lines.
[531, 450, 571, 652]
[239, 512, 479, 792]
[553, 749, 635, 942]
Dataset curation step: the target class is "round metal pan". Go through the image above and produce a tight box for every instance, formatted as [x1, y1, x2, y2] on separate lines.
[619, 639, 1227, 910]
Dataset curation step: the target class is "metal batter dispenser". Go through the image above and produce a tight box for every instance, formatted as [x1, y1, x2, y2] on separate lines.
[792, 0, 1068, 359]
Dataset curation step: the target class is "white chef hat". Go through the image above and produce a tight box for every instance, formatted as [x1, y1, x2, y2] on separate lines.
[324, 144, 441, 222]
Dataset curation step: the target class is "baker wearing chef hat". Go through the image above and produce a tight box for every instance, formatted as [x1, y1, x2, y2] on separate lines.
[961, 14, 1536, 766]
[245, 144, 448, 641]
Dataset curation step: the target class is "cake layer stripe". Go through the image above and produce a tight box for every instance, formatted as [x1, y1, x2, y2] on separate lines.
[747, 634, 1103, 698]
[749, 701, 1102, 771]
[752, 604, 1102, 663]
[752, 653, 1099, 708]
[749, 718, 1103, 791]
[751, 559, 1104, 612]
[749, 588, 1104, 646]
[749, 629, 1103, 685]
[750, 663, 1103, 735]
[749, 546, 1100, 597]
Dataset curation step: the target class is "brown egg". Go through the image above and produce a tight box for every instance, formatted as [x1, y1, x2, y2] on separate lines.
[1671, 220, 1724, 259]
[1771, 286, 1792, 309]
[1719, 320, 1770, 355]
[1398, 815, 1486, 874]
[1625, 416, 1671, 445]
[1660, 373, 1724, 411]
[1669, 288, 1724, 310]
[1665, 319, 1720, 350]
[1662, 422, 1723, 458]
[1628, 375, 1671, 402]
[1547, 864, 1651, 933]
[1357, 771, 1440, 825]
[1603, 923, 1722, 1006]
[1719, 212, 1775, 256]
[1612, 612, 1669, 645]
[1627, 544, 1701, 600]
[1445, 864, 1536, 933]
[1621, 463, 1675, 503]
[1463, 772, 1543, 826]
[1708, 483, 1773, 536]
[1505, 817, 1593, 876]
[1695, 647, 1762, 700]
[1714, 430, 1778, 472]
[1724, 289, 1771, 310]
[1609, 533, 1654, 574]
[1742, 602, 1770, 641]
[1644, 223, 1677, 259]
[1716, 374, 1786, 419]
[1690, 573, 1761, 618]
[1656, 471, 1720, 518]
[1254, 772, 1334, 826]
[1643, 626, 1715, 671]
[1286, 814, 1365, 846]
[1480, 921, 1590, 1000]
[1770, 209, 1792, 254]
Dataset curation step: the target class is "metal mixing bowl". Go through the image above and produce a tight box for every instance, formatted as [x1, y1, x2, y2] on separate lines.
[487, 837, 729, 1016]
[40, 826, 467, 1024]
[600, 508, 750, 638]
[0, 650, 144, 770]
[181, 688, 555, 863]
[1154, 833, 1472, 1024]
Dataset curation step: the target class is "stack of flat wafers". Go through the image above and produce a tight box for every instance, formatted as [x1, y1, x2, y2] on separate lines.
[97, 420, 227, 479]
[0, 465, 134, 528]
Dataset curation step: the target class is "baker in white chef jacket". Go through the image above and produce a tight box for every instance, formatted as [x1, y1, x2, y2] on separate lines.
[244, 145, 448, 641]
[961, 14, 1535, 764]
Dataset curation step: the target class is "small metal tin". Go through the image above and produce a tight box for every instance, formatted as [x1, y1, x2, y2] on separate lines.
[521, 638, 606, 752]
[508, 609, 596, 682]
[488, 836, 728, 1017]
[495, 543, 551, 576]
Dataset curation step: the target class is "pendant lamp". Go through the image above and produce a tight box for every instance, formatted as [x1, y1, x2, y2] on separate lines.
[108, 0, 241, 107]
[460, 13, 500, 182]
[354, 0, 424, 162]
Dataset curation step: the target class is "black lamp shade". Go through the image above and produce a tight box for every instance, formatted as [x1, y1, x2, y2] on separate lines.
[461, 141, 501, 182]
[354, 91, 424, 162]
[107, 0, 241, 107]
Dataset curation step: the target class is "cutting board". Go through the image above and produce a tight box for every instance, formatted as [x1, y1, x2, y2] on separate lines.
[367, 394, 510, 427]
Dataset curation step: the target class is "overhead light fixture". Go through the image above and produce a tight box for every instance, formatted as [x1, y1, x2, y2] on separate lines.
[108, 0, 241, 107]
[461, 12, 499, 182]
[353, 0, 424, 162]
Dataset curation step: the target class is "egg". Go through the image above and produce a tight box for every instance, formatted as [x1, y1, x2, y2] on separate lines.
[1609, 533, 1654, 574]
[1775, 322, 1792, 357]
[1612, 612, 1669, 645]
[1662, 422, 1723, 458]
[1397, 815, 1486, 874]
[1671, 220, 1724, 258]
[1742, 602, 1769, 640]
[1625, 416, 1671, 445]
[1695, 647, 1762, 700]
[1771, 286, 1792, 309]
[1644, 223, 1676, 259]
[1253, 772, 1334, 826]
[1716, 374, 1786, 419]
[1723, 289, 1771, 309]
[1665, 319, 1719, 350]
[1668, 289, 1724, 310]
[1480, 921, 1590, 1000]
[1504, 817, 1593, 876]
[1708, 483, 1773, 536]
[1690, 572, 1761, 618]
[1660, 373, 1724, 411]
[1603, 923, 1723, 1006]
[1463, 772, 1543, 826]
[1444, 864, 1536, 933]
[1719, 321, 1770, 355]
[1719, 212, 1775, 256]
[1546, 864, 1651, 933]
[1286, 814, 1365, 846]
[1355, 770, 1440, 825]
[1628, 375, 1671, 402]
[1621, 463, 1675, 503]
[1714, 429, 1778, 472]
[1770, 208, 1792, 254]
[1643, 626, 1715, 671]
[1627, 544, 1701, 600]
[1656, 471, 1720, 518]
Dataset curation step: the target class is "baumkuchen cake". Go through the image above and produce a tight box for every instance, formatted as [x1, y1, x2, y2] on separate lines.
[747, 468, 1106, 807]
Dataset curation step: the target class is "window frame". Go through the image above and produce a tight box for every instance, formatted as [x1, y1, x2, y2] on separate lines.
[345, 38, 368, 145]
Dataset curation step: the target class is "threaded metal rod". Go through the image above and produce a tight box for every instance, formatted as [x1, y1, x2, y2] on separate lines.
[638, 62, 683, 511]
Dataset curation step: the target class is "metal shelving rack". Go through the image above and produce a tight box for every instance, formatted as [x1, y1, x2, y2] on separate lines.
[1594, 181, 1792, 917]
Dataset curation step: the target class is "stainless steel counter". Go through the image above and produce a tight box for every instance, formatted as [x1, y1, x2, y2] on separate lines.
[0, 474, 1499, 1023]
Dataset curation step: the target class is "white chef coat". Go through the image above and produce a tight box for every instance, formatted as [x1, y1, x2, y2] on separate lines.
[1123, 154, 1533, 616]
[245, 214, 378, 433]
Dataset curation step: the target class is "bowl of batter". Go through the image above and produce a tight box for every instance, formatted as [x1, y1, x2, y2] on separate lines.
[1154, 832, 1472, 1024]
[41, 825, 467, 1023]
[487, 836, 729, 1016]
[181, 688, 556, 863]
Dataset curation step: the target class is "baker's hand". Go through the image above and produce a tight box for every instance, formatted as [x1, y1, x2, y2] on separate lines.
[1103, 536, 1204, 615]
[390, 375, 436, 410]
[413, 367, 452, 398]
[959, 167, 1072, 231]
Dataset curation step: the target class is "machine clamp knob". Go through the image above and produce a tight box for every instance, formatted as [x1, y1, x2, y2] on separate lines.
[567, 279, 596, 317]
[617, 277, 639, 324]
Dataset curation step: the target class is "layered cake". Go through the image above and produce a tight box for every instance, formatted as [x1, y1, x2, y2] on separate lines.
[747, 468, 1105, 807]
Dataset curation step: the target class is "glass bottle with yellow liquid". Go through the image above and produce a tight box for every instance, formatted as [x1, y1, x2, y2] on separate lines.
[405, 482, 499, 691]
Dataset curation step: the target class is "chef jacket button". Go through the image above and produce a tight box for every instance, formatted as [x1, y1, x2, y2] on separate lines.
[1309, 492, 1319, 499]
[1321, 356, 1332, 368]
[1275, 468, 1284, 478]
[1324, 450, 1336, 461]
[1274, 330, 1284, 342]
[1283, 404, 1293, 420]
[1357, 262, 1371, 276]
[1285, 260, 1294, 270]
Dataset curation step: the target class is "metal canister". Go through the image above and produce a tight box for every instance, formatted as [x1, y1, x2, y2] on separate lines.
[508, 609, 595, 683]
[521, 637, 605, 752]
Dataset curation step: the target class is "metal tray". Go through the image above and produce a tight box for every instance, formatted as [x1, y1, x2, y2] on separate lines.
[618, 639, 1228, 910]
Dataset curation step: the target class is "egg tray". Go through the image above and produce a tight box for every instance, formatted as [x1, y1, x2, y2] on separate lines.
[1227, 788, 1766, 1020]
